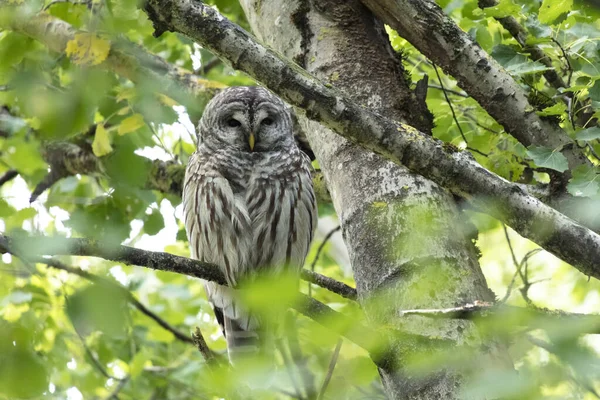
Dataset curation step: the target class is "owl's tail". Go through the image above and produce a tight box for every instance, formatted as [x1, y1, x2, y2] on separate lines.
[223, 314, 261, 361]
[206, 283, 265, 363]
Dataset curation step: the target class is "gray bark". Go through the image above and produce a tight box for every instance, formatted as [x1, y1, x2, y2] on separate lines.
[141, 0, 600, 279]
[239, 1, 503, 398]
[359, 0, 590, 171]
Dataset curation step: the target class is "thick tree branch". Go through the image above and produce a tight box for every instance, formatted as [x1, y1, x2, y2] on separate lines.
[138, 0, 600, 279]
[358, 0, 590, 172]
[477, 0, 568, 92]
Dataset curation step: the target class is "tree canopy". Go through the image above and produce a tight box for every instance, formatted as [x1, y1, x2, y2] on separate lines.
[1, 0, 600, 399]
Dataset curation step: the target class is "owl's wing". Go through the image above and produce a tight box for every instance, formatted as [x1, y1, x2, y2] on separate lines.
[182, 152, 257, 337]
[183, 152, 253, 286]
[248, 151, 317, 272]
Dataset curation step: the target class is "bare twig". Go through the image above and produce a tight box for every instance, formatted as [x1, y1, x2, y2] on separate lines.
[308, 226, 342, 298]
[432, 63, 468, 144]
[12, 253, 197, 346]
[70, 320, 126, 382]
[428, 84, 468, 98]
[277, 339, 306, 400]
[42, 0, 91, 10]
[317, 339, 343, 400]
[192, 326, 215, 362]
[526, 335, 600, 398]
[303, 269, 355, 300]
[201, 57, 222, 75]
[104, 376, 130, 400]
[285, 312, 317, 399]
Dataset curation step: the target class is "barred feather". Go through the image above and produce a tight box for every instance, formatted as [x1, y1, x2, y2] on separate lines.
[182, 86, 317, 362]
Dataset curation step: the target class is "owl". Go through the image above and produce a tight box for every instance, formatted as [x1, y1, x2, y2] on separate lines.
[182, 86, 318, 362]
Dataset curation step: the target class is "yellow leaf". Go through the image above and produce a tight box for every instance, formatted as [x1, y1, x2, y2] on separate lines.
[25, 117, 40, 129]
[65, 33, 110, 66]
[118, 114, 145, 135]
[116, 87, 137, 102]
[117, 106, 130, 116]
[92, 123, 113, 156]
[158, 94, 178, 107]
[372, 201, 388, 208]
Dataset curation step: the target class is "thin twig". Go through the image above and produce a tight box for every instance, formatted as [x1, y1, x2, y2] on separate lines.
[526, 334, 600, 399]
[201, 57, 222, 75]
[277, 339, 306, 400]
[550, 38, 573, 87]
[42, 0, 90, 11]
[104, 376, 130, 400]
[285, 311, 317, 399]
[586, 143, 600, 162]
[308, 226, 341, 298]
[71, 320, 126, 381]
[428, 84, 468, 98]
[432, 63, 468, 144]
[27, 256, 197, 346]
[317, 339, 343, 400]
[192, 326, 215, 363]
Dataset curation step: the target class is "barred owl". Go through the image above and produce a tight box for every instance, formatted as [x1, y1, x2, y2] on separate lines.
[182, 86, 317, 361]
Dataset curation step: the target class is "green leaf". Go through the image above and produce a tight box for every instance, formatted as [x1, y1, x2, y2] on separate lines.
[92, 123, 113, 156]
[526, 146, 569, 172]
[538, 0, 572, 24]
[481, 0, 521, 18]
[536, 102, 566, 116]
[575, 127, 600, 141]
[0, 348, 49, 399]
[66, 283, 129, 337]
[118, 113, 145, 135]
[129, 349, 151, 379]
[143, 209, 164, 235]
[506, 61, 548, 75]
[589, 79, 600, 102]
[491, 45, 548, 76]
[567, 166, 600, 197]
[1, 137, 46, 175]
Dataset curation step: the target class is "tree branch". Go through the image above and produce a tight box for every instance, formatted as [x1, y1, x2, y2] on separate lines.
[139, 0, 600, 279]
[0, 233, 429, 367]
[399, 301, 600, 335]
[35, 257, 199, 346]
[0, 169, 18, 187]
[359, 0, 590, 171]
[477, 0, 568, 91]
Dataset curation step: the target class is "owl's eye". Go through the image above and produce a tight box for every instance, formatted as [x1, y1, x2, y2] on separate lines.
[227, 118, 241, 128]
[261, 117, 274, 126]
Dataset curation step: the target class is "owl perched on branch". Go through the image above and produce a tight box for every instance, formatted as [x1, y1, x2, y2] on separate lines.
[182, 86, 317, 362]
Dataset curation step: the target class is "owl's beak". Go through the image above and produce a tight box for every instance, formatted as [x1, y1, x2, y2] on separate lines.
[248, 132, 255, 151]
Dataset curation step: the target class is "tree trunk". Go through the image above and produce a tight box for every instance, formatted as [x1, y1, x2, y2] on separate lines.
[240, 1, 509, 398]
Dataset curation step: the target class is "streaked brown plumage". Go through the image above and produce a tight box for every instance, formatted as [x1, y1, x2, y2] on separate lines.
[182, 86, 317, 361]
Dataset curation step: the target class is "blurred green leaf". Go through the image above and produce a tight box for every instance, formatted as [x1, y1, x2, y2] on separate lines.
[66, 283, 129, 337]
[0, 348, 49, 399]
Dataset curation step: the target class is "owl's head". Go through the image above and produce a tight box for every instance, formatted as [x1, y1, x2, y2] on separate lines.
[197, 86, 296, 153]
